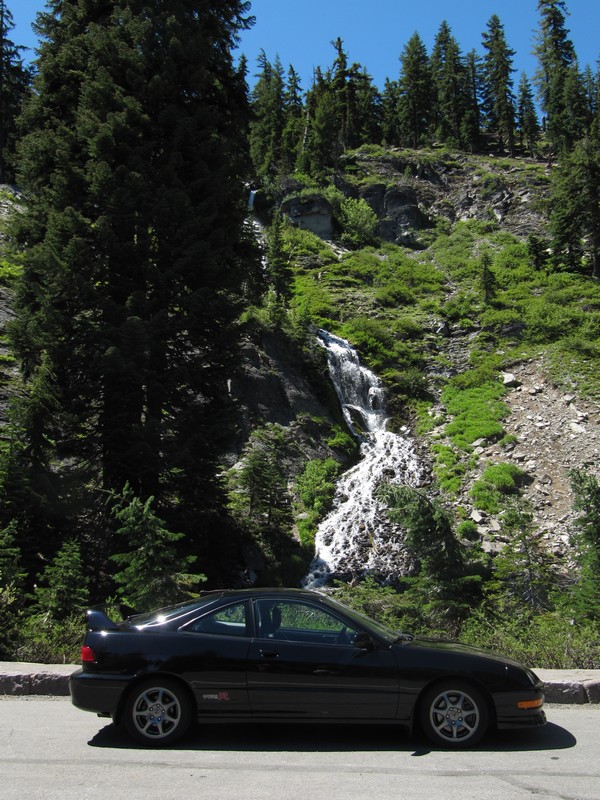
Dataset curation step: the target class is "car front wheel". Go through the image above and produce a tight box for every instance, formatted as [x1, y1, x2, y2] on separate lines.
[420, 681, 489, 748]
[123, 679, 192, 746]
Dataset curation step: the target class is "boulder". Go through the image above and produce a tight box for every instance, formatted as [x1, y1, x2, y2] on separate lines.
[358, 183, 386, 217]
[281, 194, 333, 239]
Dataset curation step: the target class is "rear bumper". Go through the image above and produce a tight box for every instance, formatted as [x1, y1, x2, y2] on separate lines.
[69, 669, 129, 716]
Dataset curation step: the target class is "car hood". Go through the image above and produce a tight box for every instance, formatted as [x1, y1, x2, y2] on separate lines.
[398, 635, 524, 669]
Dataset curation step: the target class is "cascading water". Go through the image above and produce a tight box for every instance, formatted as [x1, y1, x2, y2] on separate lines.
[304, 330, 424, 587]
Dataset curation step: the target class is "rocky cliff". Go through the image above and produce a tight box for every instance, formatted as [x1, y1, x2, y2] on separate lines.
[280, 148, 549, 244]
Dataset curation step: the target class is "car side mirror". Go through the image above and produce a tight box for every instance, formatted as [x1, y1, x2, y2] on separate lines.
[353, 632, 375, 651]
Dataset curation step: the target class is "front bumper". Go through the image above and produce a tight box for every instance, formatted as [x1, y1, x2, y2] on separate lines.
[495, 685, 546, 730]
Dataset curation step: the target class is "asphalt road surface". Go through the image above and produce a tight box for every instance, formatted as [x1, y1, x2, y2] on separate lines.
[1, 697, 599, 800]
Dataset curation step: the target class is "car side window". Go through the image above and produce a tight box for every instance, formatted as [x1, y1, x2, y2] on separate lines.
[255, 599, 358, 645]
[184, 602, 248, 637]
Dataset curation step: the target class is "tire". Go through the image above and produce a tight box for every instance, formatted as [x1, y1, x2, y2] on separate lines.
[420, 681, 489, 748]
[123, 678, 192, 746]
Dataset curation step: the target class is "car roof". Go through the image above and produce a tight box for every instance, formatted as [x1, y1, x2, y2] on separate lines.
[204, 587, 328, 601]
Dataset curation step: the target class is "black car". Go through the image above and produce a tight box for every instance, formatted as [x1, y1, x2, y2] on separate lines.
[70, 588, 545, 748]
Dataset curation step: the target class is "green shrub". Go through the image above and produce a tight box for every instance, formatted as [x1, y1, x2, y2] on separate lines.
[0, 257, 21, 285]
[456, 520, 479, 541]
[470, 463, 527, 512]
[432, 444, 467, 495]
[460, 610, 600, 668]
[327, 426, 357, 455]
[15, 613, 83, 664]
[374, 281, 416, 307]
[339, 197, 380, 249]
[295, 458, 341, 546]
[292, 275, 337, 327]
[339, 316, 396, 367]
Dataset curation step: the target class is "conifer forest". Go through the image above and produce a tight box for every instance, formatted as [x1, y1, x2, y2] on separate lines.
[0, 0, 599, 666]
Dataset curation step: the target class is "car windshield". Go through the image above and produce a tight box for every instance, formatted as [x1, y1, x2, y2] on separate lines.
[127, 595, 220, 627]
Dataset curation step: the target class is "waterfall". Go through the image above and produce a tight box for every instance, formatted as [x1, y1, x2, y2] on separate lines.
[304, 330, 424, 587]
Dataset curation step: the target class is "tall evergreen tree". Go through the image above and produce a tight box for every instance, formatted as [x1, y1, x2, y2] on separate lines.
[0, 0, 31, 182]
[559, 63, 591, 147]
[249, 51, 286, 181]
[533, 0, 577, 152]
[381, 77, 401, 146]
[462, 50, 483, 151]
[480, 249, 497, 305]
[301, 68, 341, 174]
[549, 135, 600, 276]
[430, 21, 467, 147]
[517, 73, 540, 155]
[481, 14, 516, 155]
[347, 63, 381, 147]
[266, 209, 292, 302]
[592, 66, 600, 145]
[280, 65, 304, 174]
[9, 0, 258, 584]
[397, 33, 432, 149]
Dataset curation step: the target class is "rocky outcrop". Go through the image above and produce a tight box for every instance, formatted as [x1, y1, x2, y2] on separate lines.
[225, 328, 353, 467]
[279, 149, 548, 246]
[281, 194, 334, 239]
[358, 183, 431, 245]
[347, 149, 549, 240]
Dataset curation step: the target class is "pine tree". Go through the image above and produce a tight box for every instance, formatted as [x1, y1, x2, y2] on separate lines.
[527, 233, 550, 271]
[249, 51, 286, 181]
[398, 33, 432, 149]
[592, 66, 600, 145]
[559, 64, 591, 147]
[480, 249, 497, 305]
[9, 0, 257, 586]
[381, 78, 401, 146]
[378, 484, 484, 633]
[517, 73, 540, 155]
[0, 0, 31, 181]
[0, 520, 25, 657]
[266, 209, 292, 302]
[227, 424, 293, 530]
[347, 64, 381, 147]
[481, 14, 516, 155]
[462, 50, 483, 151]
[110, 483, 205, 611]
[302, 73, 341, 174]
[430, 21, 468, 147]
[489, 501, 555, 615]
[280, 65, 304, 174]
[32, 539, 89, 621]
[566, 470, 600, 620]
[533, 0, 577, 153]
[549, 135, 600, 276]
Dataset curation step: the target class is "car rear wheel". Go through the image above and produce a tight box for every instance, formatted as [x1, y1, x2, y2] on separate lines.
[420, 681, 489, 748]
[123, 679, 192, 746]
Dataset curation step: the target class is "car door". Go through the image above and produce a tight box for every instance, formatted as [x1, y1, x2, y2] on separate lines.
[176, 600, 252, 717]
[247, 598, 399, 720]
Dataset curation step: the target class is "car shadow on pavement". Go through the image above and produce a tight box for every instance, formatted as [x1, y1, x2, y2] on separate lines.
[88, 720, 576, 754]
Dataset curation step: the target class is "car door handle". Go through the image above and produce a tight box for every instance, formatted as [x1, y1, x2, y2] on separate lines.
[259, 649, 279, 659]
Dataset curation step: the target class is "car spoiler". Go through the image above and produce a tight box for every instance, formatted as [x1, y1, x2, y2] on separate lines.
[86, 608, 119, 631]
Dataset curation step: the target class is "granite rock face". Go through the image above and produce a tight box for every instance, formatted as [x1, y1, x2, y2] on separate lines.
[281, 194, 334, 238]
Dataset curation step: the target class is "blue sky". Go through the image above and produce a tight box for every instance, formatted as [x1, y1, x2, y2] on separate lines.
[10, 0, 600, 92]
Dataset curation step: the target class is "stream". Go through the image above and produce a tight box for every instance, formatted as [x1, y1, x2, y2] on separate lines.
[304, 330, 424, 587]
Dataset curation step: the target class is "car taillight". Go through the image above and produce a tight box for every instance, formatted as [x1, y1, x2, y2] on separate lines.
[81, 645, 96, 663]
